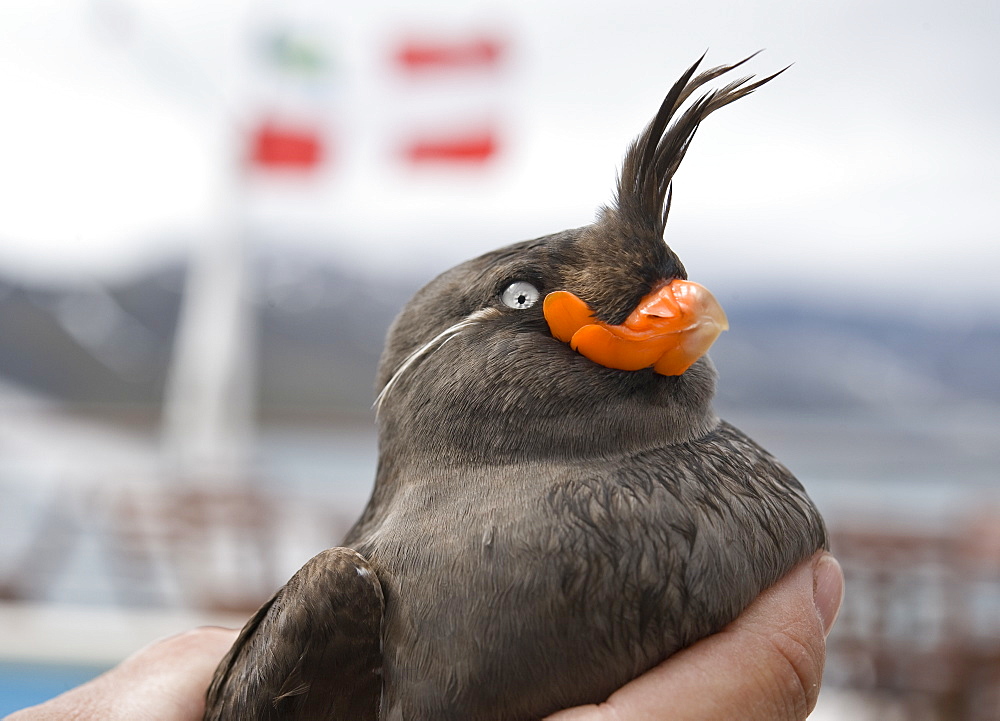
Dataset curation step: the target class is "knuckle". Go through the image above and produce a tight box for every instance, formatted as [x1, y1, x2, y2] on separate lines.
[761, 625, 825, 717]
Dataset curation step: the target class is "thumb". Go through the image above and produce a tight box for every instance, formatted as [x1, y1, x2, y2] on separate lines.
[547, 551, 844, 721]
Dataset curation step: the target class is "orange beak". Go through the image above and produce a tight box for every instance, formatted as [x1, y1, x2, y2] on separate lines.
[542, 279, 729, 376]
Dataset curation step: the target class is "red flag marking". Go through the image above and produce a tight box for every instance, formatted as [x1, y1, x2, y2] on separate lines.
[396, 37, 504, 71]
[250, 122, 325, 170]
[405, 130, 498, 164]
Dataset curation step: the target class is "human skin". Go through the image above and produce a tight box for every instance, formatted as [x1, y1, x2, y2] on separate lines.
[5, 552, 843, 721]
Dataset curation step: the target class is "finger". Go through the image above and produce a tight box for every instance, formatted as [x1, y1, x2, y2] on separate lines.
[6, 626, 241, 721]
[547, 552, 844, 721]
[119, 626, 242, 721]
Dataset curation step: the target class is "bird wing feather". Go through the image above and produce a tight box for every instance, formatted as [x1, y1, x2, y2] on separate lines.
[204, 547, 384, 721]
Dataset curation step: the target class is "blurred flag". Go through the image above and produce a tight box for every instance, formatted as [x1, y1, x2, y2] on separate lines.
[392, 32, 508, 167]
[245, 23, 337, 175]
[403, 127, 498, 165]
[395, 35, 505, 72]
[248, 120, 325, 171]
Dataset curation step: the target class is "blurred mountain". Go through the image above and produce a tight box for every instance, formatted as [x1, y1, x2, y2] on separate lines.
[0, 252, 998, 427]
[251, 249, 418, 418]
[0, 270, 177, 409]
[713, 301, 1000, 416]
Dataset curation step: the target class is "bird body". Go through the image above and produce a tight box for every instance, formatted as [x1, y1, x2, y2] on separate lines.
[347, 422, 821, 720]
[205, 54, 827, 721]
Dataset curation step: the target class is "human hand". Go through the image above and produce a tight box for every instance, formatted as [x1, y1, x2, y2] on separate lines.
[545, 551, 844, 721]
[4, 626, 239, 721]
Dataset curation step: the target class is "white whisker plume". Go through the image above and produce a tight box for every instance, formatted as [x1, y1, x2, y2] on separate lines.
[374, 307, 500, 413]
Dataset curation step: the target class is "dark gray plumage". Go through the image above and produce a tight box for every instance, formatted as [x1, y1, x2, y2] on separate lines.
[205, 548, 383, 720]
[205, 54, 827, 721]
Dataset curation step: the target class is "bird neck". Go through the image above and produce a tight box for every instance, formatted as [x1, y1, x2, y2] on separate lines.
[375, 378, 721, 470]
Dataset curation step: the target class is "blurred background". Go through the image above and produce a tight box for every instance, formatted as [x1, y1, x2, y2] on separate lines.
[1, 0, 998, 718]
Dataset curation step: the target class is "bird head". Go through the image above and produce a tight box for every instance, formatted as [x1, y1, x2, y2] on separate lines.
[374, 54, 784, 466]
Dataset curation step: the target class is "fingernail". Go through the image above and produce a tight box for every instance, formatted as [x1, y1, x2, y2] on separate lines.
[813, 553, 844, 637]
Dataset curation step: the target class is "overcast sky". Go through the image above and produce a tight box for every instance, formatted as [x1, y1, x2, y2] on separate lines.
[0, 0, 997, 319]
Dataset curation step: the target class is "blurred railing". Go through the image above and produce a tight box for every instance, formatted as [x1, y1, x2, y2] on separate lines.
[0, 480, 359, 611]
[828, 519, 1000, 720]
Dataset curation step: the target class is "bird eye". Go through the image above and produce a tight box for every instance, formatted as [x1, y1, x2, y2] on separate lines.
[501, 281, 540, 310]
